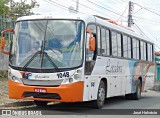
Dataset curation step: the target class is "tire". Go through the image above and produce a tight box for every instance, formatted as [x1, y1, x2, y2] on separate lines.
[34, 100, 48, 107]
[125, 79, 141, 100]
[132, 79, 141, 100]
[125, 94, 132, 100]
[91, 80, 106, 109]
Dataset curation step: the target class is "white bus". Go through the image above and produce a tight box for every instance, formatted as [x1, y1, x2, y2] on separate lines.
[0, 15, 155, 108]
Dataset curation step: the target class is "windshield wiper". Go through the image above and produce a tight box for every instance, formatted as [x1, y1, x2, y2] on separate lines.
[21, 50, 42, 71]
[21, 50, 60, 71]
[43, 51, 60, 71]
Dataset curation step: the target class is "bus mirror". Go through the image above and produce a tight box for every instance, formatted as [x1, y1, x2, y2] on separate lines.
[0, 29, 13, 55]
[1, 29, 14, 35]
[86, 29, 96, 51]
[86, 29, 92, 36]
[89, 37, 95, 51]
[0, 36, 9, 55]
[1, 37, 6, 49]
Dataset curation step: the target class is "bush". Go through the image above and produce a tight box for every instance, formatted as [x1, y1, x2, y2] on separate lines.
[0, 70, 8, 78]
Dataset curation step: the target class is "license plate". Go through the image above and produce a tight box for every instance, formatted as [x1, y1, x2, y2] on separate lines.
[34, 88, 47, 93]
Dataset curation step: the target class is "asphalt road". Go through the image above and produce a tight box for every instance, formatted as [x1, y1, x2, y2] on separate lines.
[1, 90, 159, 118]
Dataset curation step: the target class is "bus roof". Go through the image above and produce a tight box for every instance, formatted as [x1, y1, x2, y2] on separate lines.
[16, 14, 94, 21]
[16, 14, 153, 44]
[94, 16, 153, 44]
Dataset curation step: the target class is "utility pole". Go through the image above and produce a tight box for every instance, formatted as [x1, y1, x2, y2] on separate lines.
[76, 0, 79, 13]
[128, 1, 134, 27]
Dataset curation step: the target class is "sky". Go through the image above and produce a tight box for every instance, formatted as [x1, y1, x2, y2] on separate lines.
[14, 0, 160, 51]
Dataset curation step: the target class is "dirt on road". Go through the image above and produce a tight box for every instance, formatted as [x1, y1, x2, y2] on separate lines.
[0, 78, 35, 109]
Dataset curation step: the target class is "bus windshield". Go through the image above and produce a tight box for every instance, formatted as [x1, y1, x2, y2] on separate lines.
[9, 20, 84, 69]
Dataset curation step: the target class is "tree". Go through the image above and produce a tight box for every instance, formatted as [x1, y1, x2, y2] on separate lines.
[9, 0, 39, 18]
[0, 0, 9, 15]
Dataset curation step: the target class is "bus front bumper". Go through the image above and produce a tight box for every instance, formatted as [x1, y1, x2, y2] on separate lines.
[8, 80, 84, 102]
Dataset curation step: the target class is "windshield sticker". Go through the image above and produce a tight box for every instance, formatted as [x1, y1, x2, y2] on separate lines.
[23, 72, 32, 79]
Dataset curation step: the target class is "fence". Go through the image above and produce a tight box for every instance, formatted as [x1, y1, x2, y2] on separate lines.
[0, 15, 15, 32]
[0, 15, 15, 71]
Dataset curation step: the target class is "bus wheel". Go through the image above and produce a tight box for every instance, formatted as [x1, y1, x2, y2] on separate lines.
[34, 100, 48, 107]
[132, 79, 141, 100]
[92, 80, 106, 109]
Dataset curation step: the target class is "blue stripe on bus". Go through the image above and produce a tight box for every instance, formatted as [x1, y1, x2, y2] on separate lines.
[129, 60, 136, 93]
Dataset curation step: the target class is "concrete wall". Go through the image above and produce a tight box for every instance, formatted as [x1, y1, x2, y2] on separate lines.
[0, 53, 8, 70]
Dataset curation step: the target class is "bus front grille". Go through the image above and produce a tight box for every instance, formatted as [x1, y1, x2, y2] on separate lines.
[23, 92, 61, 99]
[22, 78, 63, 87]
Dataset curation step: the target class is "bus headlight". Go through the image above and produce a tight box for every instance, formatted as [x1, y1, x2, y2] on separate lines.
[74, 74, 80, 80]
[69, 78, 74, 83]
[62, 70, 82, 84]
[62, 77, 74, 84]
[63, 73, 81, 84]
[10, 76, 22, 83]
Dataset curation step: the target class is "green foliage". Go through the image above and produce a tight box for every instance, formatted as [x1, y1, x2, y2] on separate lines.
[0, 0, 9, 15]
[0, 71, 8, 78]
[10, 0, 39, 18]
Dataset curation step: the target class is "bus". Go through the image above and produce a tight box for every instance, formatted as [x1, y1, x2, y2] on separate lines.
[0, 14, 155, 109]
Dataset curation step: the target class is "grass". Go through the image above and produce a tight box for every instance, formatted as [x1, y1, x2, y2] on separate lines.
[0, 71, 7, 78]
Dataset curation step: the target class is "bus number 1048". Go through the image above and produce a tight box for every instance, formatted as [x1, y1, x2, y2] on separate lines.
[57, 72, 69, 78]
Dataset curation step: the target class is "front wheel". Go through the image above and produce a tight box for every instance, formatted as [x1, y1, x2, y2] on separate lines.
[91, 80, 106, 109]
[34, 100, 48, 107]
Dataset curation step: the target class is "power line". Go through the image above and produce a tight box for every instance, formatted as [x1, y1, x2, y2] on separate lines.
[134, 23, 160, 50]
[43, 0, 70, 11]
[43, 0, 87, 15]
[71, 0, 114, 18]
[44, 0, 117, 20]
[133, 3, 160, 17]
[134, 23, 148, 38]
[133, 7, 143, 14]
[105, 0, 126, 8]
[117, 5, 128, 21]
[44, 0, 130, 21]
[134, 20, 160, 50]
[86, 0, 127, 19]
[133, 16, 160, 24]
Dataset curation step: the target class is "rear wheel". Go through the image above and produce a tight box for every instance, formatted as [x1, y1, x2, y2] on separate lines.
[91, 80, 106, 109]
[125, 79, 141, 100]
[34, 100, 48, 107]
[132, 79, 141, 100]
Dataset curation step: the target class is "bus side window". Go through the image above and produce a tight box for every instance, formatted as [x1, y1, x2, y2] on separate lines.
[97, 26, 101, 55]
[86, 24, 96, 61]
[85, 24, 97, 75]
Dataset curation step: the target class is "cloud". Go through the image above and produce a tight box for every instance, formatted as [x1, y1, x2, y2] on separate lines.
[15, 0, 160, 50]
